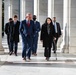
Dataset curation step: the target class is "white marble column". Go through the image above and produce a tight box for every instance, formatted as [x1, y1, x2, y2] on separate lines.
[0, 0, 4, 54]
[48, 0, 54, 18]
[63, 0, 71, 53]
[34, 0, 39, 21]
[54, 0, 63, 50]
[69, 0, 76, 53]
[4, 0, 12, 24]
[20, 0, 25, 21]
[12, 0, 20, 19]
[39, 0, 48, 24]
[54, 0, 63, 29]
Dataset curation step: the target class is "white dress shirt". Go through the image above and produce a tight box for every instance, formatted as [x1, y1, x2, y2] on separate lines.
[53, 22, 57, 33]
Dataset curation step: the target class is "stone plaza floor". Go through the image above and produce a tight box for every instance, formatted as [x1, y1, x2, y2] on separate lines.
[0, 36, 76, 75]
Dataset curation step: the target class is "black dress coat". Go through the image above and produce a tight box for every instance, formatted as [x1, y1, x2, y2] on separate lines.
[5, 22, 10, 45]
[9, 21, 20, 42]
[40, 23, 55, 47]
[54, 22, 62, 37]
[5, 22, 10, 35]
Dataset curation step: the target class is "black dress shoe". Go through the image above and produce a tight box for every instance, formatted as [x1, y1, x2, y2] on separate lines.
[9, 52, 12, 55]
[54, 51, 56, 54]
[46, 57, 49, 61]
[34, 53, 37, 56]
[23, 57, 26, 60]
[32, 53, 34, 55]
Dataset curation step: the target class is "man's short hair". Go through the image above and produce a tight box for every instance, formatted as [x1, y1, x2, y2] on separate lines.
[53, 17, 56, 19]
[14, 15, 18, 18]
[9, 18, 13, 21]
[26, 13, 30, 17]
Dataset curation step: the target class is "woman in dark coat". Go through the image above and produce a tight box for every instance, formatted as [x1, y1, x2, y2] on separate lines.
[40, 17, 56, 61]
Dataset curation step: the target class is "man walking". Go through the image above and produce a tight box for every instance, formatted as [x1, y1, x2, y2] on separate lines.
[19, 13, 35, 61]
[52, 17, 61, 53]
[9, 15, 20, 56]
[32, 15, 40, 56]
[5, 18, 13, 53]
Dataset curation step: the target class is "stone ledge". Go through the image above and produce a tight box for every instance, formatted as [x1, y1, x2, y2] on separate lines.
[0, 46, 4, 55]
[69, 46, 76, 54]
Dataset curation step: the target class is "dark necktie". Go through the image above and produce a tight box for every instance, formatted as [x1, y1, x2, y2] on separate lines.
[27, 21, 30, 27]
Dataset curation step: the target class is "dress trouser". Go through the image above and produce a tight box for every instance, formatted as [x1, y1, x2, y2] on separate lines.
[44, 47, 51, 57]
[52, 33, 58, 52]
[22, 34, 32, 58]
[10, 41, 18, 54]
[7, 35, 10, 51]
[32, 34, 38, 54]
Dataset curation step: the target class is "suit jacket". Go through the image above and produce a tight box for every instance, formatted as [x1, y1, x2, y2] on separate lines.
[19, 20, 35, 38]
[5, 22, 10, 35]
[8, 21, 14, 42]
[34, 21, 40, 36]
[13, 21, 20, 42]
[54, 22, 61, 37]
[8, 21, 20, 42]
[40, 23, 55, 47]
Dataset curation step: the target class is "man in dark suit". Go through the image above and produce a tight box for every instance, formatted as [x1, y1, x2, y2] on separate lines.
[32, 15, 40, 56]
[5, 18, 13, 53]
[19, 13, 35, 61]
[9, 15, 20, 56]
[52, 17, 61, 53]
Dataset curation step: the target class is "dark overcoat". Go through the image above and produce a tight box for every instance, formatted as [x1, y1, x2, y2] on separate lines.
[40, 23, 55, 47]
[9, 21, 20, 42]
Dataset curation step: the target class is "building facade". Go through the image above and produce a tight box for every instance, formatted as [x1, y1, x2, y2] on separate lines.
[0, 0, 75, 53]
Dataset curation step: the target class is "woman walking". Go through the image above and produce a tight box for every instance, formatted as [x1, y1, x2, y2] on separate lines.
[40, 17, 56, 61]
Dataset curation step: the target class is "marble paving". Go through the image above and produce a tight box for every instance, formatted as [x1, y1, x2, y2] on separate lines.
[0, 35, 76, 75]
